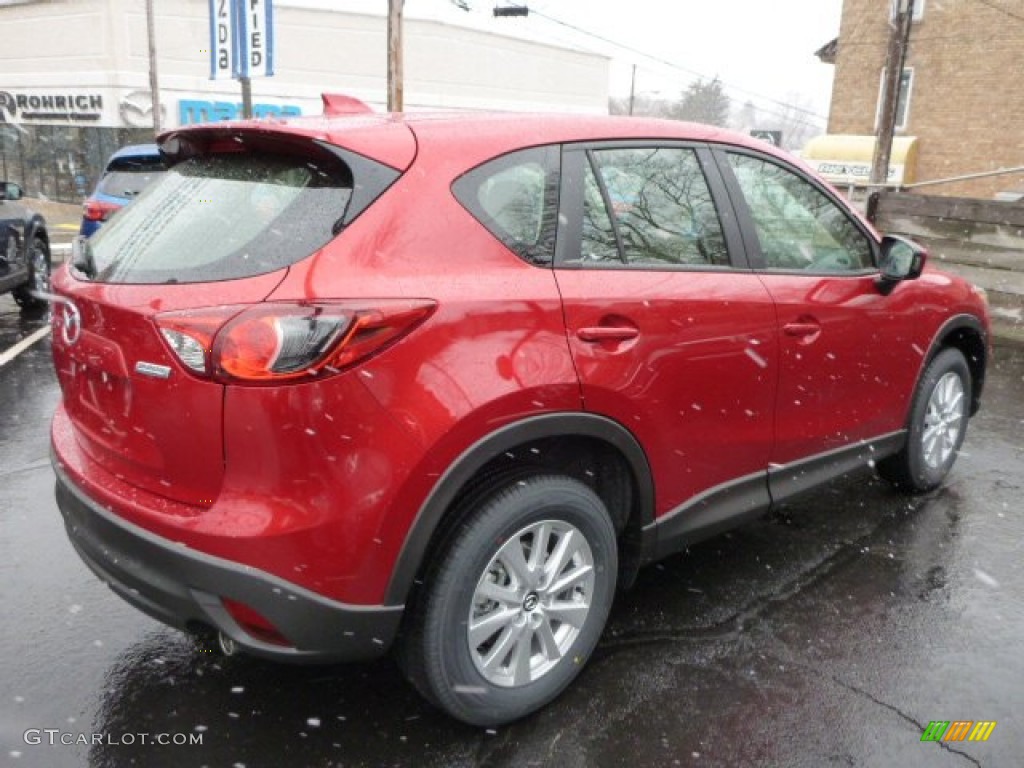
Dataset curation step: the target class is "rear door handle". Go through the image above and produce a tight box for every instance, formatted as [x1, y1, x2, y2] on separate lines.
[783, 322, 821, 338]
[576, 326, 640, 343]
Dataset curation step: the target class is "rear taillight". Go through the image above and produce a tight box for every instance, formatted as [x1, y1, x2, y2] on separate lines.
[82, 199, 121, 222]
[157, 307, 246, 374]
[154, 301, 435, 383]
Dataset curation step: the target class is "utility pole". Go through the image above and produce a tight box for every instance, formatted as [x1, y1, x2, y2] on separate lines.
[388, 0, 405, 112]
[628, 63, 637, 116]
[145, 0, 162, 134]
[870, 0, 914, 188]
[241, 77, 253, 119]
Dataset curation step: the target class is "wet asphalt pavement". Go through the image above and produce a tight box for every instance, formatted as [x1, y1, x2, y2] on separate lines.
[0, 294, 1021, 768]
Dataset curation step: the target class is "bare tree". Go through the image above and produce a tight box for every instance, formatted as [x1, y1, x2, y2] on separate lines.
[745, 93, 825, 152]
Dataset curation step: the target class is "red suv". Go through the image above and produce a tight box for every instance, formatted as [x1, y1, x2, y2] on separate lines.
[49, 100, 990, 726]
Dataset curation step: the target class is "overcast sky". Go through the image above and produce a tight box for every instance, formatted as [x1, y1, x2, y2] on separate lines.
[404, 0, 844, 130]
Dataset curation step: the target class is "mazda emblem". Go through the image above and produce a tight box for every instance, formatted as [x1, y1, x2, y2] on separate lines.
[31, 292, 83, 347]
[61, 301, 82, 346]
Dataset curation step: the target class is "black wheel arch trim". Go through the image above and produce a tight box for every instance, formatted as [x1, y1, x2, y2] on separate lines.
[384, 412, 655, 605]
[26, 215, 48, 242]
[923, 312, 988, 416]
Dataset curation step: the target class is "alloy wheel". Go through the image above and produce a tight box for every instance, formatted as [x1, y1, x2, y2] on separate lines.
[468, 519, 595, 688]
[921, 371, 965, 469]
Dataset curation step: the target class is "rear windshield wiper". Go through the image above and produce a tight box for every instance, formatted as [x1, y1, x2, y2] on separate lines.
[71, 235, 97, 279]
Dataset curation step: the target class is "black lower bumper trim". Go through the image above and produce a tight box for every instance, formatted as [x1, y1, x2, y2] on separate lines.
[54, 465, 402, 663]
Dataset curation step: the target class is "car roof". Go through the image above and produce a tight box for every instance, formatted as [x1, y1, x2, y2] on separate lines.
[163, 110, 797, 173]
[400, 112, 799, 167]
[396, 111, 750, 143]
[329, 111, 787, 158]
[108, 143, 161, 162]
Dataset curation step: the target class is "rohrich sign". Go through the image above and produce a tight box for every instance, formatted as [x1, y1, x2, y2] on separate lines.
[0, 90, 106, 124]
[0, 86, 306, 129]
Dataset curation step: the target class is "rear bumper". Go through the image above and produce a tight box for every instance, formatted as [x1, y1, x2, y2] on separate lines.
[54, 461, 403, 663]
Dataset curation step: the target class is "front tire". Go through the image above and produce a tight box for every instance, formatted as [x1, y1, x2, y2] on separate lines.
[13, 236, 51, 312]
[400, 474, 618, 726]
[878, 347, 971, 493]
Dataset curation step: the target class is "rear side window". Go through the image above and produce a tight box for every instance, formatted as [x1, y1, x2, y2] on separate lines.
[82, 140, 382, 284]
[452, 146, 560, 265]
[584, 147, 729, 267]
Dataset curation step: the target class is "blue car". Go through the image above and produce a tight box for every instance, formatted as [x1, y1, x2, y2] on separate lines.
[80, 144, 167, 237]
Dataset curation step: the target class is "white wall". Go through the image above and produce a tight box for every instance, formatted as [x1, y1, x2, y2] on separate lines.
[0, 0, 610, 129]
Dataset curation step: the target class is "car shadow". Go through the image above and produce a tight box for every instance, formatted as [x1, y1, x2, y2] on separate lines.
[87, 470, 954, 768]
[88, 631, 481, 768]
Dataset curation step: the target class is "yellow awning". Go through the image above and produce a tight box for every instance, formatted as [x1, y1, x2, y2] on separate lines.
[801, 135, 919, 186]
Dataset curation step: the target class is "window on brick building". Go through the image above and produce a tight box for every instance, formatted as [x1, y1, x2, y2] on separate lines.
[875, 68, 914, 132]
[889, 0, 925, 21]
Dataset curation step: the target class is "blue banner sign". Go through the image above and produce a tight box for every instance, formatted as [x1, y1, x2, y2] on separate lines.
[237, 0, 275, 78]
[209, 0, 275, 80]
[179, 99, 300, 124]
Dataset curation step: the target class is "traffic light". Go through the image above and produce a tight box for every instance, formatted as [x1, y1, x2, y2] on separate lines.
[494, 5, 528, 16]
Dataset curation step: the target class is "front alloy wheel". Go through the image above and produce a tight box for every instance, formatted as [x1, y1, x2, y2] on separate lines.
[920, 371, 965, 470]
[878, 347, 971, 493]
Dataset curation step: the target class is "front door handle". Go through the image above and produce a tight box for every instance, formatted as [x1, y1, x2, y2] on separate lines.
[576, 326, 640, 343]
[783, 320, 822, 344]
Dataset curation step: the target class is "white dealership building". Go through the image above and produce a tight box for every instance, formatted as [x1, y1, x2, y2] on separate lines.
[0, 0, 609, 199]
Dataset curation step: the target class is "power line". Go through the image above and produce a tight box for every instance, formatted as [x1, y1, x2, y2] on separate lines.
[842, 0, 1024, 48]
[976, 0, 1024, 24]
[840, 31, 1024, 48]
[526, 8, 829, 125]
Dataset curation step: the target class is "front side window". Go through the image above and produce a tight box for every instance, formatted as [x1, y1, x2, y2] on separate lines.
[84, 148, 354, 284]
[583, 147, 729, 267]
[727, 153, 874, 273]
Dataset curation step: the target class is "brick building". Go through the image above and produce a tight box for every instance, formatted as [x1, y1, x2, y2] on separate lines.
[823, 0, 1024, 198]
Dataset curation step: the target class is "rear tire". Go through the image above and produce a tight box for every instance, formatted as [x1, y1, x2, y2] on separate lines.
[399, 474, 617, 726]
[13, 236, 51, 312]
[877, 347, 971, 493]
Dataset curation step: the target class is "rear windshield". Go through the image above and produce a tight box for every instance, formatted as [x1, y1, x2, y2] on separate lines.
[83, 149, 354, 284]
[97, 159, 167, 198]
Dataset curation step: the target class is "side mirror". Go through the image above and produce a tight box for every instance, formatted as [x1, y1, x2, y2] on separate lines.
[877, 234, 927, 294]
[0, 182, 22, 201]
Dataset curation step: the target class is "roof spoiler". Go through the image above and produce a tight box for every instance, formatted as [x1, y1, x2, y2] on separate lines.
[322, 93, 374, 117]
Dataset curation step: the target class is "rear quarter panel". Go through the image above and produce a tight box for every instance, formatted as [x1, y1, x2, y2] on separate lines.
[261, 144, 580, 604]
